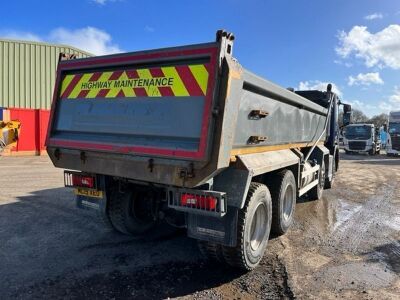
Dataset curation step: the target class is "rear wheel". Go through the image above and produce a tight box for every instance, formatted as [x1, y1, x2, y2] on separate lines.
[108, 186, 156, 235]
[325, 157, 335, 189]
[267, 170, 296, 236]
[369, 147, 376, 155]
[308, 161, 325, 200]
[222, 182, 272, 270]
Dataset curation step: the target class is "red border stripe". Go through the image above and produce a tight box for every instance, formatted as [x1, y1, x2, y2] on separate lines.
[133, 87, 148, 97]
[158, 86, 174, 96]
[117, 90, 125, 97]
[97, 89, 110, 98]
[126, 70, 139, 79]
[175, 65, 204, 96]
[109, 70, 123, 80]
[77, 90, 90, 98]
[149, 67, 164, 77]
[89, 72, 102, 82]
[60, 74, 82, 98]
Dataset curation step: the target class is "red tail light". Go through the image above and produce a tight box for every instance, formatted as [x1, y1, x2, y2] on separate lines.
[72, 174, 95, 188]
[181, 193, 217, 210]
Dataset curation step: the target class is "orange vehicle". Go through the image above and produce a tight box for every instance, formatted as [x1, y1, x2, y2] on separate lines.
[0, 120, 20, 151]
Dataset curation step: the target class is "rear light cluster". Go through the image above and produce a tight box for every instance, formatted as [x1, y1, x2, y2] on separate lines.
[181, 193, 217, 210]
[64, 171, 96, 189]
[168, 188, 226, 217]
[72, 175, 94, 188]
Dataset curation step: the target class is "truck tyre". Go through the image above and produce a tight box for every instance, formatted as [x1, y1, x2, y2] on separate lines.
[325, 157, 336, 189]
[369, 148, 376, 156]
[267, 170, 296, 236]
[198, 241, 225, 263]
[334, 148, 339, 172]
[108, 187, 156, 235]
[308, 161, 325, 200]
[222, 182, 272, 270]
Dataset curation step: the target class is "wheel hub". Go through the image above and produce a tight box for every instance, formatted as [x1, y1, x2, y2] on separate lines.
[250, 203, 268, 252]
[282, 184, 294, 221]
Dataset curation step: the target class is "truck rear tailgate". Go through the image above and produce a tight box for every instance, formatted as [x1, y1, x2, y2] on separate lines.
[47, 44, 219, 160]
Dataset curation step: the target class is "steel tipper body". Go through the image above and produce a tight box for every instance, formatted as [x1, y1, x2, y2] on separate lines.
[343, 123, 381, 155]
[47, 31, 345, 270]
[387, 111, 400, 156]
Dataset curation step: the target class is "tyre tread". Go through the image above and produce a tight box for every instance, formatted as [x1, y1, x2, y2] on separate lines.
[222, 182, 264, 270]
[108, 187, 130, 235]
[267, 170, 294, 235]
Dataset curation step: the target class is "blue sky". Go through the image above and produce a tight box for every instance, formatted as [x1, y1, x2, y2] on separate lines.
[1, 0, 399, 116]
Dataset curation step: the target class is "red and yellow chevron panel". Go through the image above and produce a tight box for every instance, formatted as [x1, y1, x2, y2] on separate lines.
[60, 64, 209, 99]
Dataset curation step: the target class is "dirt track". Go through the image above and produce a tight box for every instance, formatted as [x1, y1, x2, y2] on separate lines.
[0, 152, 399, 299]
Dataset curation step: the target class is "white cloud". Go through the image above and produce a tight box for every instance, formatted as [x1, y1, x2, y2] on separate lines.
[377, 87, 400, 112]
[0, 30, 42, 42]
[364, 13, 383, 20]
[336, 25, 400, 69]
[348, 72, 384, 86]
[379, 101, 400, 112]
[0, 27, 122, 55]
[49, 27, 121, 55]
[91, 0, 120, 5]
[334, 59, 353, 67]
[298, 80, 342, 96]
[144, 26, 155, 33]
[389, 86, 400, 103]
[346, 99, 378, 117]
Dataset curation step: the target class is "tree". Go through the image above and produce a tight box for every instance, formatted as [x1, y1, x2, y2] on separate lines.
[367, 113, 389, 128]
[351, 108, 369, 123]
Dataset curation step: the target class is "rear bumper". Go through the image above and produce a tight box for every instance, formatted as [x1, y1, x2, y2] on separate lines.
[48, 147, 215, 187]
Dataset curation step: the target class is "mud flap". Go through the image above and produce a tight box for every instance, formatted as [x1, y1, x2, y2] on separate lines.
[76, 175, 107, 218]
[187, 206, 238, 247]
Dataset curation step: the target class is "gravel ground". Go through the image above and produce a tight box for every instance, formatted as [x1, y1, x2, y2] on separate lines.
[0, 153, 399, 299]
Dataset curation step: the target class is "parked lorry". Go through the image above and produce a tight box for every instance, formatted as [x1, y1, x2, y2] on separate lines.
[46, 30, 349, 270]
[387, 111, 400, 156]
[343, 123, 381, 155]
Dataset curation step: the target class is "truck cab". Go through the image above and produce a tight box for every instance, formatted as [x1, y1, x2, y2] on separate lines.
[387, 111, 400, 156]
[343, 124, 381, 155]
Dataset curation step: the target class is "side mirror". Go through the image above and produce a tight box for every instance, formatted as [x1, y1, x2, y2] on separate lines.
[342, 104, 352, 126]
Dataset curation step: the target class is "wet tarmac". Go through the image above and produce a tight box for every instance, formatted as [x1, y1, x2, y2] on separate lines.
[0, 152, 399, 299]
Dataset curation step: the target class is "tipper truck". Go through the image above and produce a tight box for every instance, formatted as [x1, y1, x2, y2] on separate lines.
[47, 30, 350, 270]
[387, 111, 400, 156]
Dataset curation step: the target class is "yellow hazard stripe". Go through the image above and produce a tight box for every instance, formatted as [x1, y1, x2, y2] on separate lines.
[189, 64, 209, 95]
[160, 66, 189, 97]
[60, 64, 209, 99]
[60, 74, 74, 96]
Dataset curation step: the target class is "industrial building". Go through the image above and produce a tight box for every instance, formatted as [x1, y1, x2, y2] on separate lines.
[0, 38, 91, 155]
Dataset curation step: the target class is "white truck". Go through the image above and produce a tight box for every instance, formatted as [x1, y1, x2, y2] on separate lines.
[343, 123, 381, 155]
[387, 111, 400, 156]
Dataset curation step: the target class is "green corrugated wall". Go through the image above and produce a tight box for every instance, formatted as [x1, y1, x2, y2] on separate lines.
[0, 39, 92, 110]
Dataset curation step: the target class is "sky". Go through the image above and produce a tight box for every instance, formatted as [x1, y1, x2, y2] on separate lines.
[0, 0, 399, 117]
